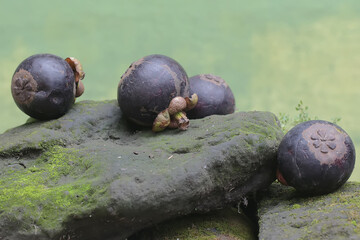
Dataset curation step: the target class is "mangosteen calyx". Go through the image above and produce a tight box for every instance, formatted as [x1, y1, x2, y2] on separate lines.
[152, 93, 198, 132]
[65, 57, 85, 98]
[184, 93, 198, 111]
[152, 109, 171, 132]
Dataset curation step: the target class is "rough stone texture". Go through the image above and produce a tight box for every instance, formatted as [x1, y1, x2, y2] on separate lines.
[258, 182, 360, 240]
[0, 100, 283, 240]
[129, 207, 256, 240]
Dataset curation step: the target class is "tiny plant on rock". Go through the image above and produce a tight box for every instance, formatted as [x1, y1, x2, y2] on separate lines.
[278, 100, 341, 133]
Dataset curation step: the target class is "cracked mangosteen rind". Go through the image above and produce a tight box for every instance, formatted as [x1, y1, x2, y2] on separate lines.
[118, 54, 191, 128]
[11, 54, 81, 120]
[187, 74, 235, 119]
[277, 120, 356, 195]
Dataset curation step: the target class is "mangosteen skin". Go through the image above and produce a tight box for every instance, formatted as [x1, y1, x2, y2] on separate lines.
[118, 54, 190, 126]
[277, 120, 355, 195]
[11, 54, 76, 120]
[187, 74, 235, 119]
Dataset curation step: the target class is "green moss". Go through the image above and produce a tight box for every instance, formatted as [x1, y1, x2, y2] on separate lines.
[148, 113, 282, 155]
[311, 219, 319, 225]
[292, 204, 301, 209]
[259, 183, 360, 239]
[136, 208, 255, 240]
[37, 138, 65, 150]
[0, 133, 65, 158]
[0, 146, 104, 232]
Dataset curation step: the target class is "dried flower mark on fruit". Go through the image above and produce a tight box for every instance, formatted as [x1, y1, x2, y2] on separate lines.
[200, 74, 229, 88]
[11, 69, 38, 105]
[302, 123, 346, 165]
[310, 129, 337, 153]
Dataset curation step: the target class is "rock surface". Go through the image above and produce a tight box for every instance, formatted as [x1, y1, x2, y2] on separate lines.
[258, 182, 360, 240]
[0, 100, 283, 240]
[129, 207, 256, 240]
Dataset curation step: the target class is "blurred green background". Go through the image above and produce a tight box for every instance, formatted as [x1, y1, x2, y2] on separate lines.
[0, 0, 359, 181]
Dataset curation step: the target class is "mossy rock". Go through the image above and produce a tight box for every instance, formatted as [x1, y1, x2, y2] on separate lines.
[0, 100, 283, 239]
[258, 182, 360, 240]
[130, 207, 256, 240]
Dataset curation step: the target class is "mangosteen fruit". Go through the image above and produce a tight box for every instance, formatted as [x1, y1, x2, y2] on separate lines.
[186, 74, 235, 119]
[117, 54, 198, 132]
[11, 54, 85, 120]
[277, 120, 355, 195]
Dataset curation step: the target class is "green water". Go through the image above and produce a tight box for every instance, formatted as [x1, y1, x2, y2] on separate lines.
[0, 1, 359, 181]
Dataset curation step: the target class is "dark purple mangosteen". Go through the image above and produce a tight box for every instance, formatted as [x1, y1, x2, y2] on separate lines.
[117, 54, 198, 132]
[187, 74, 235, 119]
[277, 120, 356, 195]
[11, 54, 85, 120]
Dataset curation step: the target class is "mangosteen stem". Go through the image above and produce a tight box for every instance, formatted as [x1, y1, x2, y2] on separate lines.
[169, 111, 189, 130]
